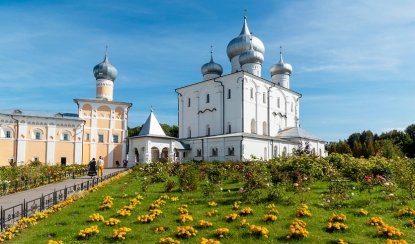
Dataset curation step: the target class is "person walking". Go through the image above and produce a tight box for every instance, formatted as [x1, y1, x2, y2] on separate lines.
[87, 158, 97, 177]
[97, 156, 104, 177]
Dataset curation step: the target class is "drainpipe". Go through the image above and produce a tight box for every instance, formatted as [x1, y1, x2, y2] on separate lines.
[10, 115, 19, 164]
[237, 75, 244, 133]
[267, 83, 276, 136]
[174, 90, 182, 138]
[213, 79, 225, 134]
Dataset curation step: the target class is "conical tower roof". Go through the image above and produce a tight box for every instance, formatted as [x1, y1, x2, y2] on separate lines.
[138, 110, 166, 136]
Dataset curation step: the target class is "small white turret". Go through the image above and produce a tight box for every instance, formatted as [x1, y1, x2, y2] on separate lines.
[201, 47, 223, 80]
[239, 35, 264, 76]
[270, 46, 292, 89]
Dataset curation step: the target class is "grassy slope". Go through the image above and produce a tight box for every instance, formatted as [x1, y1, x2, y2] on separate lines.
[10, 172, 415, 244]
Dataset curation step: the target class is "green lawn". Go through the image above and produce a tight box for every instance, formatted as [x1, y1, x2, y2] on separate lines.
[9, 169, 415, 244]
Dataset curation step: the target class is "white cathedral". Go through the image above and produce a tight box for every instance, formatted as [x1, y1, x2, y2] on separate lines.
[128, 16, 326, 164]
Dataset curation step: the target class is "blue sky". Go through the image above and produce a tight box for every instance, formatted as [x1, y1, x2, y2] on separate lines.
[0, 0, 414, 142]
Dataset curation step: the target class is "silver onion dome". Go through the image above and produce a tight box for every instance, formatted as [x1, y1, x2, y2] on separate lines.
[239, 38, 264, 65]
[270, 49, 292, 76]
[93, 52, 118, 81]
[226, 16, 265, 60]
[201, 52, 223, 76]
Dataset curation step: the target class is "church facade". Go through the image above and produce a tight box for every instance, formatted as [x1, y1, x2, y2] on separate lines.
[0, 52, 131, 167]
[128, 16, 326, 164]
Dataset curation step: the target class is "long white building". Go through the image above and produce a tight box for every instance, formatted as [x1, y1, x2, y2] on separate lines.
[129, 16, 326, 163]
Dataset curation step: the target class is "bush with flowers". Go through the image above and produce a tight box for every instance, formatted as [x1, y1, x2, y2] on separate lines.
[88, 213, 104, 222]
[207, 209, 219, 217]
[198, 220, 213, 228]
[397, 207, 415, 217]
[47, 240, 63, 244]
[239, 218, 250, 228]
[178, 213, 193, 223]
[104, 217, 120, 226]
[78, 225, 99, 239]
[286, 219, 309, 239]
[208, 201, 218, 207]
[98, 195, 114, 210]
[407, 219, 415, 228]
[239, 207, 254, 216]
[377, 224, 404, 238]
[170, 196, 179, 202]
[329, 213, 347, 222]
[117, 208, 131, 217]
[358, 208, 369, 216]
[112, 227, 131, 241]
[263, 214, 278, 223]
[367, 216, 385, 226]
[200, 237, 220, 244]
[215, 228, 230, 238]
[159, 237, 181, 244]
[178, 206, 189, 214]
[231, 201, 241, 210]
[248, 224, 269, 238]
[137, 214, 156, 223]
[225, 213, 239, 222]
[176, 226, 198, 238]
[385, 239, 408, 244]
[296, 204, 312, 217]
[326, 222, 348, 232]
[154, 226, 167, 233]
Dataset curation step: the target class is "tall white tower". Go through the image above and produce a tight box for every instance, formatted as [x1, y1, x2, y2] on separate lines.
[93, 47, 118, 101]
[270, 47, 292, 89]
[226, 16, 265, 74]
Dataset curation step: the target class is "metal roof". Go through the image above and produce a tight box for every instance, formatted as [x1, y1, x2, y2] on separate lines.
[277, 127, 322, 141]
[138, 111, 166, 137]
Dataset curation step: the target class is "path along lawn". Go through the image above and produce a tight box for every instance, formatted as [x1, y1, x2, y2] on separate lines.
[10, 169, 415, 244]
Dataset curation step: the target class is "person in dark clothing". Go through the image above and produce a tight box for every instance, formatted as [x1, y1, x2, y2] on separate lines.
[87, 158, 97, 177]
[123, 159, 128, 168]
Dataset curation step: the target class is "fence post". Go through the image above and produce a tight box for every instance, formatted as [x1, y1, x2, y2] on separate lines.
[87, 180, 89, 190]
[40, 193, 44, 211]
[64, 186, 67, 200]
[53, 189, 57, 205]
[1, 206, 3, 231]
[23, 198, 26, 217]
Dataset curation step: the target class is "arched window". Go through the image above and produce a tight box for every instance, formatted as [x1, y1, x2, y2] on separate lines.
[206, 94, 210, 103]
[250, 119, 256, 134]
[187, 127, 191, 138]
[211, 148, 218, 156]
[151, 147, 159, 162]
[227, 89, 231, 99]
[206, 124, 210, 136]
[188, 98, 191, 107]
[264, 147, 268, 160]
[282, 147, 287, 157]
[228, 147, 235, 156]
[263, 93, 266, 103]
[32, 128, 43, 140]
[61, 130, 71, 141]
[228, 123, 232, 134]
[319, 148, 322, 156]
[277, 97, 280, 108]
[1, 127, 13, 138]
[250, 88, 254, 99]
[273, 146, 278, 157]
[196, 149, 202, 157]
[134, 148, 139, 162]
[263, 121, 268, 136]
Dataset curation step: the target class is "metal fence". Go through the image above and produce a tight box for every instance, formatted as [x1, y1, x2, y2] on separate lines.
[0, 170, 125, 231]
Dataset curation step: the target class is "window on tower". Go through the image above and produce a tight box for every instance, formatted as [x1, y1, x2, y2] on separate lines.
[206, 125, 210, 136]
[113, 135, 119, 143]
[228, 124, 231, 134]
[98, 134, 104, 143]
[227, 89, 231, 99]
[250, 88, 254, 99]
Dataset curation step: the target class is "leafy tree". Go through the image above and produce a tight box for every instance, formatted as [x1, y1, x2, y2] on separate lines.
[160, 124, 179, 138]
[128, 126, 142, 137]
[405, 124, 415, 157]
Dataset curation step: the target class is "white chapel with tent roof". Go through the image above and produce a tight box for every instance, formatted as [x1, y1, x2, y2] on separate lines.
[128, 16, 326, 164]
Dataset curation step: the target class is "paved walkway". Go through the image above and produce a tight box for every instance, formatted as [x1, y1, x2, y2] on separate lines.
[0, 167, 128, 210]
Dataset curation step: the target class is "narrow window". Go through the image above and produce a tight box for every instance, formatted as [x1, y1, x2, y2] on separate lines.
[197, 149, 202, 157]
[211, 148, 218, 156]
[63, 133, 69, 141]
[86, 133, 90, 141]
[250, 88, 254, 99]
[98, 134, 104, 143]
[263, 93, 266, 103]
[113, 135, 119, 143]
[228, 124, 231, 134]
[227, 89, 231, 99]
[228, 147, 235, 156]
[5, 131, 11, 138]
[291, 102, 294, 112]
[183, 152, 186, 157]
[188, 98, 191, 107]
[277, 97, 280, 108]
[35, 132, 41, 140]
[206, 94, 210, 103]
[206, 125, 210, 136]
[188, 127, 191, 138]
